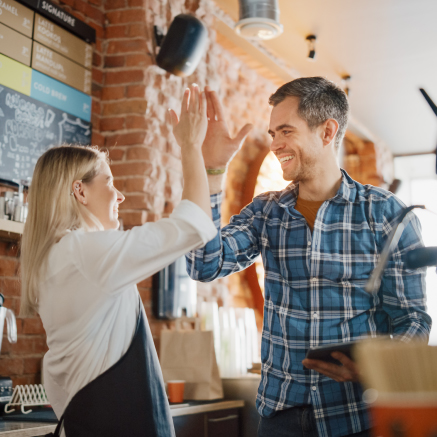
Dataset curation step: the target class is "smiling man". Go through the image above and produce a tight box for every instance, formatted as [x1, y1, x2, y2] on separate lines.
[186, 77, 431, 437]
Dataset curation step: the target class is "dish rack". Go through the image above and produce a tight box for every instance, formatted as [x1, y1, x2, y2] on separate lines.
[4, 384, 50, 414]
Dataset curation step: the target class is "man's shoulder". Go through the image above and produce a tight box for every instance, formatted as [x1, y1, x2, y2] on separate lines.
[352, 178, 402, 205]
[350, 178, 407, 219]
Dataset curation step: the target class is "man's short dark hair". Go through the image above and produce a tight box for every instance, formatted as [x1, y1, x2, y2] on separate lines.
[269, 77, 349, 150]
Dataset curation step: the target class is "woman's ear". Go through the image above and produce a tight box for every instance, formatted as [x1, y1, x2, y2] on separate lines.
[322, 119, 339, 147]
[72, 180, 87, 205]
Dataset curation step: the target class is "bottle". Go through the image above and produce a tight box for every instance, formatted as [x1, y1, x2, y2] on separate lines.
[4, 192, 15, 220]
[0, 196, 5, 220]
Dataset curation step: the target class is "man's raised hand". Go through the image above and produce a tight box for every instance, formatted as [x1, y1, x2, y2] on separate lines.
[202, 86, 253, 169]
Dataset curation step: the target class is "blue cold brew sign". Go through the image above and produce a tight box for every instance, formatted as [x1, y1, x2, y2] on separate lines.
[31, 71, 91, 121]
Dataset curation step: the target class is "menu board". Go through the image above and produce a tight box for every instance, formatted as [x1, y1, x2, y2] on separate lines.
[0, 54, 91, 121]
[0, 1, 94, 184]
[16, 0, 96, 43]
[0, 83, 91, 181]
[0, 23, 32, 66]
[34, 13, 92, 69]
[0, 0, 34, 37]
[0, 54, 91, 183]
[32, 42, 92, 94]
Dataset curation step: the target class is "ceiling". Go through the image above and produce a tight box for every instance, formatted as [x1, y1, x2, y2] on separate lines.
[213, 0, 437, 156]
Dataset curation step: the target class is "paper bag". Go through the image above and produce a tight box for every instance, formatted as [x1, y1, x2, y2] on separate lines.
[160, 327, 223, 400]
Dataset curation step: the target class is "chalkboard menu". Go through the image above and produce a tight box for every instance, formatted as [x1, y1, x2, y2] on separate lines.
[0, 83, 91, 182]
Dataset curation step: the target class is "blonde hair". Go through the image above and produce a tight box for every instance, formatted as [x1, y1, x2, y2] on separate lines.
[20, 145, 109, 316]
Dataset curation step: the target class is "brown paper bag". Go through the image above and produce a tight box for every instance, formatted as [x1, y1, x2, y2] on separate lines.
[160, 321, 223, 400]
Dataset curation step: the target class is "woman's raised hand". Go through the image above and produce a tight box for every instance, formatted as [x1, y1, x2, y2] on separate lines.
[168, 84, 212, 219]
[169, 84, 208, 152]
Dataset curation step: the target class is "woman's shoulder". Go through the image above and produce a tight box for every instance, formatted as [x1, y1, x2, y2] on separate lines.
[48, 229, 119, 262]
[45, 229, 122, 281]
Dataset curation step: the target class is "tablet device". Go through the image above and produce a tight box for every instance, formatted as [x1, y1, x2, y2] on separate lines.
[305, 341, 358, 365]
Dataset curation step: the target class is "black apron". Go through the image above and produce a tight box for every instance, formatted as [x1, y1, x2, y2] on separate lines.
[49, 298, 175, 437]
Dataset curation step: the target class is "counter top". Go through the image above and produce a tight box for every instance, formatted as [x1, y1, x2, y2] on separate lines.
[0, 421, 55, 436]
[0, 218, 24, 241]
[170, 399, 244, 417]
[0, 400, 244, 436]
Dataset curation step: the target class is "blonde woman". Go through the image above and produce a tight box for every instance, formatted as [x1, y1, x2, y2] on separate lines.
[20, 84, 215, 437]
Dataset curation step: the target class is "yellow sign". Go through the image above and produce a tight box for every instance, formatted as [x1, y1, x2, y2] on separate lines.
[0, 53, 32, 95]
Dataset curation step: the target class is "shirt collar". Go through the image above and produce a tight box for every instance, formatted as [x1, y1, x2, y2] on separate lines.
[276, 168, 357, 209]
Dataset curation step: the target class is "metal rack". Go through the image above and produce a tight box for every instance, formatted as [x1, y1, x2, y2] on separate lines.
[4, 384, 50, 414]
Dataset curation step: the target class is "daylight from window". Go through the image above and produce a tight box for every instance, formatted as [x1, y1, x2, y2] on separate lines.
[395, 154, 437, 345]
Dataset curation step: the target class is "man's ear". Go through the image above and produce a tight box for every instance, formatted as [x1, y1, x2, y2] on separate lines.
[321, 119, 339, 147]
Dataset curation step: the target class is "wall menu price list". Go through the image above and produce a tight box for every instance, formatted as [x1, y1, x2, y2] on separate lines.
[16, 0, 96, 43]
[0, 54, 91, 123]
[32, 41, 91, 94]
[0, 0, 94, 95]
[0, 0, 34, 38]
[0, 22, 32, 66]
[34, 13, 92, 70]
[0, 0, 95, 185]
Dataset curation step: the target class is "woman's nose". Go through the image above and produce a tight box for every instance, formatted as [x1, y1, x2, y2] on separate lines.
[117, 190, 125, 203]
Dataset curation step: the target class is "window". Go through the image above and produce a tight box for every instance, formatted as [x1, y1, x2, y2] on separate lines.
[395, 154, 437, 344]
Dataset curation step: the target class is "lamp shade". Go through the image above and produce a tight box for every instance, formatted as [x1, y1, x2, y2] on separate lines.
[156, 14, 207, 77]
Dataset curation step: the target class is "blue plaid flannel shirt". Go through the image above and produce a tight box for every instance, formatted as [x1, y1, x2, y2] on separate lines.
[186, 170, 431, 437]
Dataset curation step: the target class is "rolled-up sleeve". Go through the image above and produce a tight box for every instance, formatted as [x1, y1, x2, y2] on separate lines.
[379, 198, 432, 342]
[76, 200, 217, 294]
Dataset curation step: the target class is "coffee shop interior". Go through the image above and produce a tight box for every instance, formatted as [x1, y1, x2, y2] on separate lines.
[1, 0, 437, 436]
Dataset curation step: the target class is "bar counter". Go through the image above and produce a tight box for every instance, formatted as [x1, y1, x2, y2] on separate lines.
[0, 400, 244, 436]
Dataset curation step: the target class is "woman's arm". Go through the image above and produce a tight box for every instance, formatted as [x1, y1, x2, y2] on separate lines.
[169, 84, 211, 218]
[72, 86, 216, 294]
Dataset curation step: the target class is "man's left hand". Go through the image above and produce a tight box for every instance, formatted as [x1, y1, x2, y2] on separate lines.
[202, 86, 252, 169]
[302, 352, 360, 383]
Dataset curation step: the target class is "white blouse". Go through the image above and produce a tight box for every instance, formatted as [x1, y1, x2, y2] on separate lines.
[38, 200, 217, 418]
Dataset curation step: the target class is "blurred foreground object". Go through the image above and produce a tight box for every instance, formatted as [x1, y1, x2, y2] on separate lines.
[355, 338, 437, 436]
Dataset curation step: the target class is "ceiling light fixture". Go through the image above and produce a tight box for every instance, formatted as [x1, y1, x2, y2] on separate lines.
[306, 35, 316, 61]
[235, 0, 283, 41]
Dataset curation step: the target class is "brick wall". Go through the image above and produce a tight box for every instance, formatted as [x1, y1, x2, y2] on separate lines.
[343, 131, 394, 188]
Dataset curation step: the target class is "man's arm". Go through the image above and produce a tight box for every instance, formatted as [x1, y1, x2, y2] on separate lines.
[186, 87, 255, 282]
[303, 195, 432, 382]
[202, 86, 252, 195]
[186, 193, 261, 281]
[379, 197, 432, 341]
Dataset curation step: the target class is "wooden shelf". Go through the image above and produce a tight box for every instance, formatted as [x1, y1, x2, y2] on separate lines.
[0, 218, 24, 242]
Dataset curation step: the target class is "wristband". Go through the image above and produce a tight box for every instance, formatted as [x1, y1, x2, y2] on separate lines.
[206, 168, 226, 175]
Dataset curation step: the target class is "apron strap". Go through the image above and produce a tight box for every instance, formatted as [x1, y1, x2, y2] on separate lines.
[60, 295, 174, 437]
[44, 413, 64, 437]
